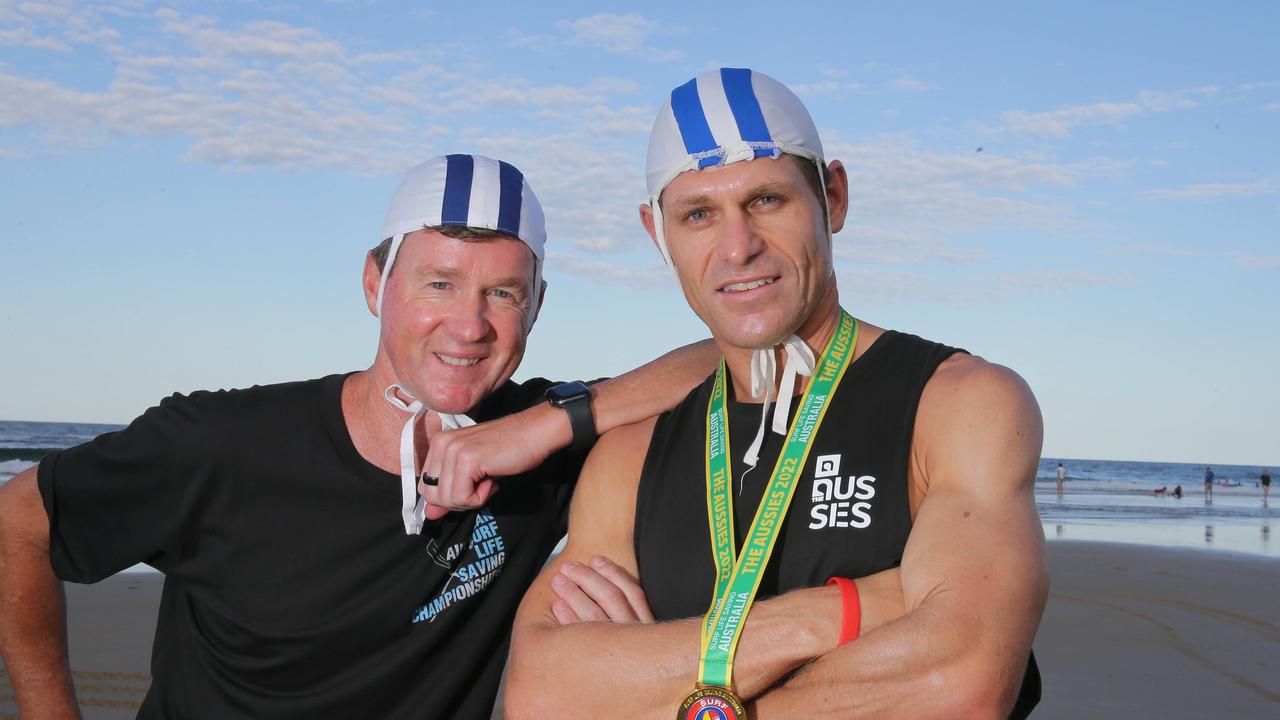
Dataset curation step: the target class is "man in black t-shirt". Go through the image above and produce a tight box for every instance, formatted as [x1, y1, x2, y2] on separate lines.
[0, 154, 716, 719]
[507, 69, 1046, 719]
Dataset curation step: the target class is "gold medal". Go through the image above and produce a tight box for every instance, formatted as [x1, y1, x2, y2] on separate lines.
[678, 685, 747, 720]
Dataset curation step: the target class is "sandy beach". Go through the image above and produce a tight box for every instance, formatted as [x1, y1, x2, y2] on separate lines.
[3, 541, 1278, 719]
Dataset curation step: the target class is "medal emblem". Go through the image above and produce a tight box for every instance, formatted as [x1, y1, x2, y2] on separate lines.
[678, 685, 747, 720]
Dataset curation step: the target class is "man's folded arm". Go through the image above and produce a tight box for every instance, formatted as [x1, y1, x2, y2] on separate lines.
[751, 360, 1049, 720]
[504, 417, 834, 712]
[504, 418, 906, 719]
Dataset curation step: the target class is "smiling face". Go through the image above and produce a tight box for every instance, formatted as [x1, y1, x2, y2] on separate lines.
[645, 155, 845, 351]
[368, 228, 539, 414]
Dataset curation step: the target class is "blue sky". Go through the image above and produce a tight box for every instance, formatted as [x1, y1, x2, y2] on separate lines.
[1, 1, 1276, 466]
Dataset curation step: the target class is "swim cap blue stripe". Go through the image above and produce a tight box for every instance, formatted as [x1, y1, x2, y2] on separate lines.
[670, 78, 719, 168]
[441, 153, 474, 225]
[720, 67, 774, 160]
[496, 160, 524, 235]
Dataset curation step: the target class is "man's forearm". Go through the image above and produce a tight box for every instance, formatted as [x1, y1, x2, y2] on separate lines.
[586, 338, 718, 435]
[507, 585, 839, 720]
[0, 469, 81, 719]
[752, 588, 1038, 720]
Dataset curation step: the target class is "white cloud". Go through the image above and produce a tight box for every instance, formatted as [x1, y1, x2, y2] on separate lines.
[792, 79, 863, 99]
[1103, 243, 1205, 258]
[998, 86, 1222, 137]
[889, 75, 937, 92]
[0, 0, 129, 51]
[553, 13, 683, 61]
[546, 252, 675, 289]
[990, 270, 1128, 294]
[1234, 255, 1280, 268]
[0, 6, 649, 177]
[1138, 181, 1278, 200]
[578, 105, 653, 136]
[0, 26, 72, 51]
[833, 267, 1124, 307]
[1002, 101, 1144, 137]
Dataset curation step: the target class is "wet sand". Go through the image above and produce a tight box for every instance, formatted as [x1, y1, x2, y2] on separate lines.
[3, 542, 1278, 718]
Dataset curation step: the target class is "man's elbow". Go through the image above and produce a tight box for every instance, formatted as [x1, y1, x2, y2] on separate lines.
[937, 660, 1027, 720]
[504, 624, 572, 720]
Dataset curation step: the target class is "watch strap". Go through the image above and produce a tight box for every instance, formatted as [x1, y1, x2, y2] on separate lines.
[547, 382, 596, 454]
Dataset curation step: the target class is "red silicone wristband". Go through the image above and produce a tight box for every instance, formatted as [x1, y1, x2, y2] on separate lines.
[826, 576, 861, 645]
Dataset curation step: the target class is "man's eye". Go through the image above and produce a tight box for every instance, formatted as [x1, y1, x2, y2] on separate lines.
[429, 281, 450, 290]
[757, 194, 779, 206]
[489, 288, 516, 301]
[685, 209, 708, 222]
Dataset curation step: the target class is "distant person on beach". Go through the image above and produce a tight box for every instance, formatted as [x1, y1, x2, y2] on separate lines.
[1173, 484, 1183, 498]
[1205, 466, 1215, 499]
[1057, 462, 1067, 494]
[1263, 469, 1272, 499]
[505, 68, 1044, 719]
[0, 155, 719, 719]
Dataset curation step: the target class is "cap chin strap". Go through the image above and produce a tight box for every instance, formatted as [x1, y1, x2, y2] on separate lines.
[383, 385, 475, 535]
[375, 233, 405, 318]
[741, 336, 816, 471]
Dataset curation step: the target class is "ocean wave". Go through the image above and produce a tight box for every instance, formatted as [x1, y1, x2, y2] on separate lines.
[0, 458, 36, 483]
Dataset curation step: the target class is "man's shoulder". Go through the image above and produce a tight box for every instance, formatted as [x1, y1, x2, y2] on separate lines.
[912, 354, 1042, 495]
[923, 354, 1031, 407]
[158, 374, 339, 420]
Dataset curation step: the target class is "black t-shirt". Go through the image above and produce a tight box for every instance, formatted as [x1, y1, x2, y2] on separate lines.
[38, 373, 582, 719]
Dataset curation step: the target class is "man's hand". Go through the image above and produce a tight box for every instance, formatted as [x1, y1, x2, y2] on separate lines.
[419, 403, 566, 519]
[550, 556, 655, 625]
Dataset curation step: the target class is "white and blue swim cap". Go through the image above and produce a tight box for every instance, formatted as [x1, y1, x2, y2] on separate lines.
[645, 68, 826, 265]
[376, 153, 546, 317]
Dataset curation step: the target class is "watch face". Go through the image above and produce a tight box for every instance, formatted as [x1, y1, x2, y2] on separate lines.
[547, 381, 590, 405]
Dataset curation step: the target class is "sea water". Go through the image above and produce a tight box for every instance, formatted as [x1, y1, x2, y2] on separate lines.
[1038, 458, 1277, 557]
[2, 422, 1275, 557]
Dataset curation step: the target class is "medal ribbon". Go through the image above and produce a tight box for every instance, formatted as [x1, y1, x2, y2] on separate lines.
[697, 309, 859, 690]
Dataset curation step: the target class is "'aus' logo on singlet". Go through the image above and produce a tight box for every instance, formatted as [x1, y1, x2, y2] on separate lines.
[808, 453, 876, 530]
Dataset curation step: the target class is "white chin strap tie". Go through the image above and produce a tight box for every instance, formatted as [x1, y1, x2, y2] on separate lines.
[742, 336, 816, 470]
[383, 384, 475, 535]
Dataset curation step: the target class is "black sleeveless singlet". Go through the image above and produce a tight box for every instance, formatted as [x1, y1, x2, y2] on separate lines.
[634, 329, 1040, 718]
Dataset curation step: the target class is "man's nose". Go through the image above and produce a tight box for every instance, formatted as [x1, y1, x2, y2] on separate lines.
[448, 293, 492, 343]
[716, 208, 765, 265]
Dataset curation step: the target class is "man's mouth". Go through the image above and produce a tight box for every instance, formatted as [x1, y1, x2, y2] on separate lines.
[721, 277, 776, 293]
[436, 354, 482, 367]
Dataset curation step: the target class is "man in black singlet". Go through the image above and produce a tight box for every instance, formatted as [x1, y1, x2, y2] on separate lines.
[0, 155, 717, 719]
[507, 69, 1046, 719]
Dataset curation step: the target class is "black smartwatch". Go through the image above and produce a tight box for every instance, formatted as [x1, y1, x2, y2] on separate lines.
[546, 381, 596, 454]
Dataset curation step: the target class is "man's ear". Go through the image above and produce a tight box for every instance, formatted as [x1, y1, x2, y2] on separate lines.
[824, 159, 850, 235]
[362, 252, 382, 318]
[639, 203, 660, 254]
